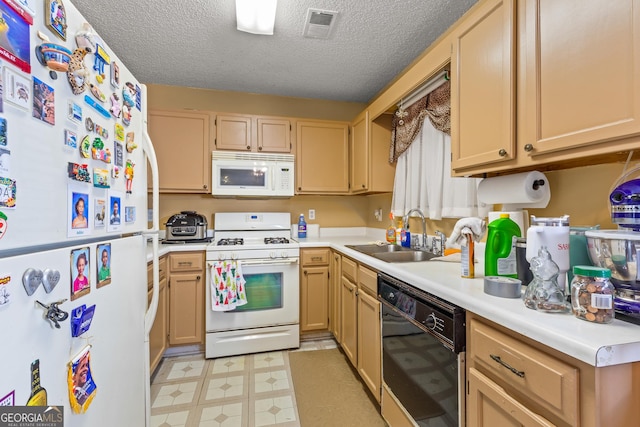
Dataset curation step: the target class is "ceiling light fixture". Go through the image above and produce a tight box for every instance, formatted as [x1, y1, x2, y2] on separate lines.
[235, 0, 277, 35]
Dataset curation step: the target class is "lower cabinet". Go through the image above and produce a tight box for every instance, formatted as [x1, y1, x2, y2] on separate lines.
[467, 312, 640, 427]
[338, 256, 381, 403]
[467, 367, 553, 427]
[148, 255, 167, 374]
[356, 274, 381, 400]
[168, 252, 205, 346]
[340, 257, 358, 366]
[329, 251, 342, 343]
[300, 249, 330, 332]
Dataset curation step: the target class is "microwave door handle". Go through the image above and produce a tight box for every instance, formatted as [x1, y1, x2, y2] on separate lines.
[271, 167, 275, 191]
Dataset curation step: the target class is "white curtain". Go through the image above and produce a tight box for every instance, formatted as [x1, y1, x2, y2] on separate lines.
[391, 117, 489, 220]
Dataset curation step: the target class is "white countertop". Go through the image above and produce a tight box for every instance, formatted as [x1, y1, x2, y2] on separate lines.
[149, 228, 640, 367]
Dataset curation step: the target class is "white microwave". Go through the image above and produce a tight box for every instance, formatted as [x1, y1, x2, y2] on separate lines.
[211, 151, 295, 198]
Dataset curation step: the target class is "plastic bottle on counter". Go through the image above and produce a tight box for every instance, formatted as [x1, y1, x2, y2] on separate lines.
[395, 218, 403, 246]
[461, 231, 475, 278]
[485, 213, 521, 278]
[297, 214, 307, 239]
[386, 213, 396, 243]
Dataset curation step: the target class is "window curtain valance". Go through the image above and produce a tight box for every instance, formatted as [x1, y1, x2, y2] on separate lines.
[389, 80, 451, 163]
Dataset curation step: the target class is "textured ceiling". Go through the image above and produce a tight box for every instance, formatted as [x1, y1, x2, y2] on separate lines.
[71, 0, 477, 103]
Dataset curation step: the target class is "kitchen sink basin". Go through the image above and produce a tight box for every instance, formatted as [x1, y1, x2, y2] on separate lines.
[345, 244, 414, 255]
[345, 244, 437, 262]
[371, 250, 438, 263]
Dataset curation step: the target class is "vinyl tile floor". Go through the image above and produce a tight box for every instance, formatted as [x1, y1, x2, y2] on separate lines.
[149, 339, 338, 427]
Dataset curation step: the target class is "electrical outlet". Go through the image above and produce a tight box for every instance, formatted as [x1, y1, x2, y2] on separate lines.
[308, 209, 315, 220]
[374, 209, 383, 221]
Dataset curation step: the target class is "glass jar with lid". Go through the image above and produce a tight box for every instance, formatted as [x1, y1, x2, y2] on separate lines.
[570, 266, 615, 323]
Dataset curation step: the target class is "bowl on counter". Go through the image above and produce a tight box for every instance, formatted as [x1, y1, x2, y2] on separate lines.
[585, 229, 640, 291]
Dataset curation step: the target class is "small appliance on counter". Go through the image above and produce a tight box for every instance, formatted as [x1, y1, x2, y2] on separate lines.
[164, 211, 211, 243]
[586, 166, 640, 324]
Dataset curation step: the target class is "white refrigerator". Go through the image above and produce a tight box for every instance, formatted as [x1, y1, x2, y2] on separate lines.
[0, 0, 160, 425]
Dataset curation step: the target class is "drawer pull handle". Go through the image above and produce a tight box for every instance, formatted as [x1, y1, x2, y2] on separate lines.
[490, 354, 525, 378]
[311, 256, 323, 261]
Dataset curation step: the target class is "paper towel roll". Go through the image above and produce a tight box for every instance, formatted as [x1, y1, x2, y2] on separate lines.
[477, 171, 550, 210]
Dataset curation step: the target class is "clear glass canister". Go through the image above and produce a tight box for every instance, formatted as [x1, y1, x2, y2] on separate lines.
[570, 266, 615, 323]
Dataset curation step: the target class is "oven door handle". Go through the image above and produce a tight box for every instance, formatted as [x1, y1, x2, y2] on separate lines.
[209, 258, 299, 267]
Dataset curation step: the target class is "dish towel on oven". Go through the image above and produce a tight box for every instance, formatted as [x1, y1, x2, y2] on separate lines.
[210, 260, 247, 311]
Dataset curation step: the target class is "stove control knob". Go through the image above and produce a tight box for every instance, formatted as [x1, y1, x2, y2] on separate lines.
[280, 251, 288, 258]
[270, 251, 277, 259]
[231, 252, 238, 260]
[217, 253, 225, 261]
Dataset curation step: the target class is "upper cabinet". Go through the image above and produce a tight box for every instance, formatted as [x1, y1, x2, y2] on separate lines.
[215, 114, 292, 153]
[523, 0, 640, 156]
[350, 111, 396, 194]
[148, 110, 213, 193]
[450, 0, 516, 172]
[296, 120, 350, 194]
[450, 0, 640, 176]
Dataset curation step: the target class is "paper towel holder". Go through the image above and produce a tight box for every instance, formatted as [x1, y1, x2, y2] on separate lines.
[478, 171, 551, 212]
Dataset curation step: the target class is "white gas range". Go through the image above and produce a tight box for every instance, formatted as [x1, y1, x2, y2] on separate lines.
[205, 212, 300, 358]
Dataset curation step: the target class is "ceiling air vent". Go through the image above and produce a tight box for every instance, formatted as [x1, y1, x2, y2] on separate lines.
[303, 8, 338, 39]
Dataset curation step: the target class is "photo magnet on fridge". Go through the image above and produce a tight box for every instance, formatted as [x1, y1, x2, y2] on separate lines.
[96, 243, 111, 287]
[32, 76, 54, 125]
[70, 246, 90, 301]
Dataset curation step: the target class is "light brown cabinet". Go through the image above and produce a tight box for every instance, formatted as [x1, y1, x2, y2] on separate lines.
[356, 265, 381, 401]
[148, 255, 167, 374]
[340, 264, 358, 366]
[467, 313, 640, 426]
[329, 251, 342, 342]
[450, 0, 516, 172]
[522, 0, 640, 157]
[338, 256, 381, 403]
[215, 114, 292, 153]
[147, 110, 213, 193]
[300, 249, 330, 332]
[296, 120, 350, 194]
[350, 111, 396, 194]
[168, 252, 205, 346]
[450, 0, 640, 176]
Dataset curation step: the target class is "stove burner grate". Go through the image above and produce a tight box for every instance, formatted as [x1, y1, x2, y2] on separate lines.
[217, 238, 244, 246]
[264, 237, 290, 244]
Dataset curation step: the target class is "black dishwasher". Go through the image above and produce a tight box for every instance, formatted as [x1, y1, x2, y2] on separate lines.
[378, 272, 466, 427]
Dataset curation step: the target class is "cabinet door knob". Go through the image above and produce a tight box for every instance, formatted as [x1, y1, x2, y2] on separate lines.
[196, 275, 201, 281]
[246, 146, 251, 150]
[298, 187, 302, 191]
[258, 146, 263, 151]
[303, 270, 307, 276]
[498, 148, 507, 157]
[361, 184, 365, 188]
[524, 143, 534, 152]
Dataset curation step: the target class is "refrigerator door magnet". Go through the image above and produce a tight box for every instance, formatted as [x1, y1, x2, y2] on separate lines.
[35, 298, 68, 329]
[22, 267, 43, 296]
[68, 345, 97, 414]
[71, 304, 96, 337]
[41, 268, 61, 293]
[0, 210, 7, 239]
[26, 360, 47, 406]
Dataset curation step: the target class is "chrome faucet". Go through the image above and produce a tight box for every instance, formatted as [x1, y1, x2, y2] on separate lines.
[432, 230, 446, 256]
[403, 209, 427, 250]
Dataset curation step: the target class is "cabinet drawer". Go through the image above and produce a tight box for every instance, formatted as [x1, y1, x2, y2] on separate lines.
[358, 265, 377, 295]
[301, 249, 330, 266]
[147, 256, 168, 290]
[342, 257, 357, 282]
[169, 252, 204, 272]
[469, 318, 579, 425]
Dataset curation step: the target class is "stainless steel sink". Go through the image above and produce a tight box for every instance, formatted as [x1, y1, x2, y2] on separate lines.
[371, 250, 438, 263]
[345, 244, 414, 255]
[345, 244, 437, 262]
